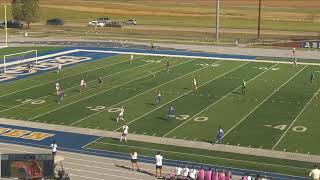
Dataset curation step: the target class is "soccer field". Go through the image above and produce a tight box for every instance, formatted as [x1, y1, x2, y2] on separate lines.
[1, 52, 320, 156]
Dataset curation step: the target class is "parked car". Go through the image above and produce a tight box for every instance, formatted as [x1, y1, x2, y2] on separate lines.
[0, 21, 4, 29]
[126, 19, 137, 25]
[47, 18, 64, 25]
[98, 17, 111, 21]
[88, 21, 105, 27]
[5, 20, 23, 28]
[104, 22, 123, 28]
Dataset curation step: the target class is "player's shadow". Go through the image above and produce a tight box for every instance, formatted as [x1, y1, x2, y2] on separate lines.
[115, 165, 154, 176]
[182, 87, 191, 90]
[158, 116, 169, 121]
[72, 89, 80, 93]
[145, 102, 156, 107]
[231, 91, 242, 94]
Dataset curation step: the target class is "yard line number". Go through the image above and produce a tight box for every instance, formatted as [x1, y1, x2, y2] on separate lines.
[16, 99, 46, 105]
[254, 67, 280, 71]
[197, 63, 220, 67]
[264, 124, 307, 132]
[95, 108, 210, 122]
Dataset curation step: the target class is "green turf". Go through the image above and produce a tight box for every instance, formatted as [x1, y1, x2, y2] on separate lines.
[86, 137, 312, 177]
[1, 49, 320, 177]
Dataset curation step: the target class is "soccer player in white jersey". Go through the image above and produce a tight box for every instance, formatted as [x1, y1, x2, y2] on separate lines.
[57, 63, 62, 74]
[130, 54, 134, 64]
[120, 124, 129, 142]
[80, 79, 86, 92]
[192, 77, 197, 91]
[117, 106, 125, 122]
[55, 82, 60, 95]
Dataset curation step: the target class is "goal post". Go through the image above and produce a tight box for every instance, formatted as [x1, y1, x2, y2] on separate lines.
[2, 50, 38, 74]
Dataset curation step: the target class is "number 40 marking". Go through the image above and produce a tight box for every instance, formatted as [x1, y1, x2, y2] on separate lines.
[265, 124, 307, 132]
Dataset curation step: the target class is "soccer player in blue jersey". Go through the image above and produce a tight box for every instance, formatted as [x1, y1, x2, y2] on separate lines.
[167, 105, 175, 119]
[57, 90, 65, 104]
[216, 126, 224, 144]
[310, 73, 315, 85]
[156, 91, 161, 107]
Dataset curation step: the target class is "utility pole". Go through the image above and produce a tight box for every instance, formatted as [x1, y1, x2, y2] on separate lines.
[215, 0, 220, 44]
[4, 4, 8, 47]
[257, 0, 262, 39]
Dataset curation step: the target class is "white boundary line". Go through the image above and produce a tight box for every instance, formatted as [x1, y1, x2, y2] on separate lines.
[222, 65, 308, 141]
[71, 59, 214, 126]
[272, 86, 320, 150]
[28, 58, 190, 121]
[0, 58, 156, 114]
[78, 49, 320, 66]
[114, 61, 250, 131]
[163, 63, 279, 137]
[0, 49, 79, 68]
[65, 168, 144, 180]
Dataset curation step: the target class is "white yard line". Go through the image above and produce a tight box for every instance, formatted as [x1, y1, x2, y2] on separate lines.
[114, 62, 250, 131]
[0, 60, 155, 114]
[272, 86, 320, 150]
[222, 65, 308, 141]
[163, 63, 279, 137]
[71, 59, 212, 126]
[28, 59, 190, 121]
[0, 57, 127, 98]
[22, 56, 172, 112]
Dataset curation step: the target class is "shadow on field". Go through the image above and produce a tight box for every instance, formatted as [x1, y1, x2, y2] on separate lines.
[145, 102, 156, 107]
[115, 165, 154, 176]
[232, 91, 242, 94]
[158, 117, 169, 121]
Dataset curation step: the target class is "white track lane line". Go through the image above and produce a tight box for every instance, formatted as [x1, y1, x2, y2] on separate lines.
[222, 65, 308, 142]
[163, 63, 279, 137]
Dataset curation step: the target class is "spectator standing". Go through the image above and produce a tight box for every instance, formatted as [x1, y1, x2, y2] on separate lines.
[219, 170, 226, 180]
[310, 164, 320, 180]
[130, 149, 140, 171]
[197, 166, 205, 180]
[155, 152, 163, 178]
[189, 166, 197, 180]
[212, 169, 218, 180]
[225, 171, 232, 180]
[205, 168, 212, 180]
[50, 140, 58, 156]
[182, 165, 190, 178]
[175, 165, 183, 178]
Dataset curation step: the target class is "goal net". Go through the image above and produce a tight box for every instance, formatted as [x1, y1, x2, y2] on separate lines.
[1, 50, 38, 75]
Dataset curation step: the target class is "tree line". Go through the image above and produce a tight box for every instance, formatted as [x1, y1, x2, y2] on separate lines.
[11, 0, 40, 28]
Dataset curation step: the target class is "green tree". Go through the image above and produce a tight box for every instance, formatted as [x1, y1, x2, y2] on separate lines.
[11, 0, 40, 29]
